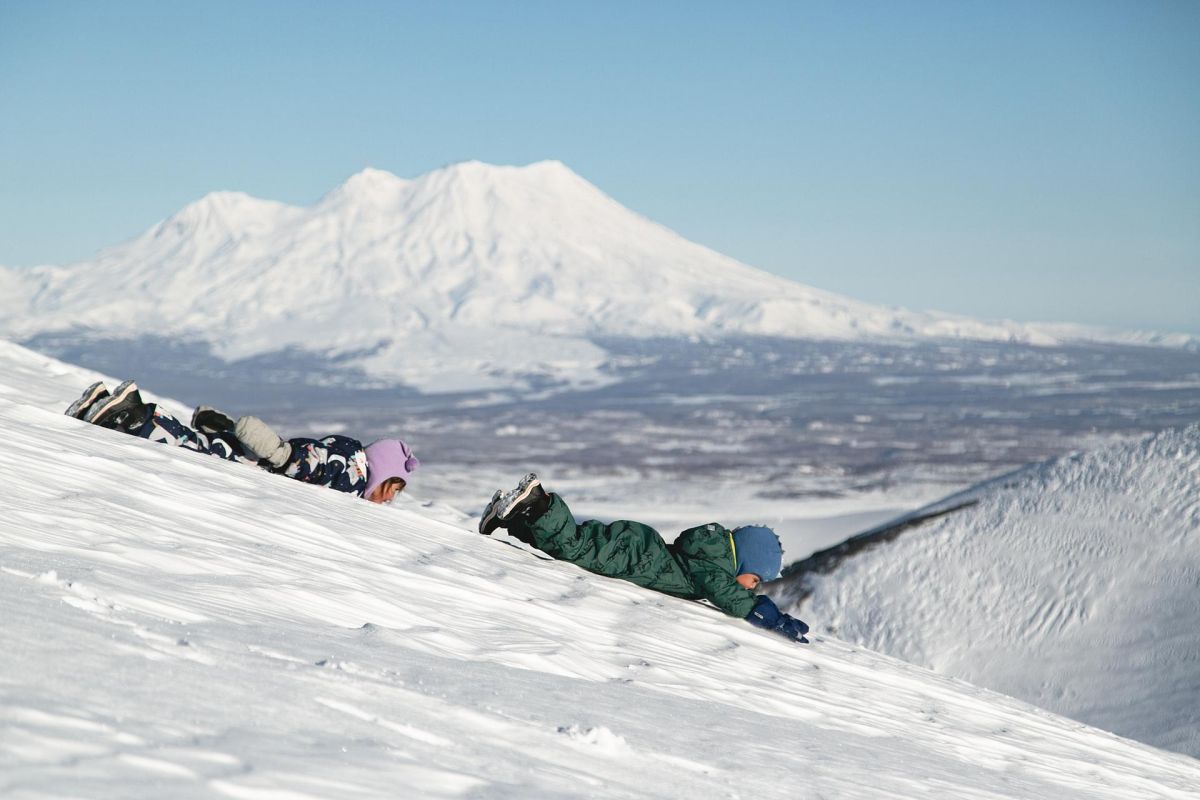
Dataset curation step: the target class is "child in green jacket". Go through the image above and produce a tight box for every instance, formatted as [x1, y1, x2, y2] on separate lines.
[479, 474, 808, 643]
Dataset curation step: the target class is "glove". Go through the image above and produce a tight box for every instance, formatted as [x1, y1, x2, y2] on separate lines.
[192, 405, 236, 435]
[234, 416, 292, 468]
[775, 616, 810, 643]
[745, 595, 810, 644]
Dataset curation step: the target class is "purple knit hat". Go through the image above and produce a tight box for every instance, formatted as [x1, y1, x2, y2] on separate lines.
[363, 439, 420, 498]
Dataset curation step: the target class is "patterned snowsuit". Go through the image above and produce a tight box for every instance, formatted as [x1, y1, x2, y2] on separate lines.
[507, 494, 760, 617]
[131, 404, 370, 497]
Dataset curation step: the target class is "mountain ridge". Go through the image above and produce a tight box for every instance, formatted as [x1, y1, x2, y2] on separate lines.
[1, 161, 1194, 392]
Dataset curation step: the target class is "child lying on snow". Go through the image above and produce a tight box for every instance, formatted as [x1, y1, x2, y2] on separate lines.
[66, 379, 419, 504]
[478, 474, 809, 642]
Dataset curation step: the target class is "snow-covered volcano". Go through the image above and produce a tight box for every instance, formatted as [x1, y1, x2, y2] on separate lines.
[781, 426, 1200, 757]
[1, 161, 1191, 392]
[3, 337, 1199, 797]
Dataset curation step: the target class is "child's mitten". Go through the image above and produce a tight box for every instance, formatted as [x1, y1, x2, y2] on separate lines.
[746, 595, 810, 644]
[192, 405, 236, 435]
[775, 616, 810, 643]
[235, 416, 292, 468]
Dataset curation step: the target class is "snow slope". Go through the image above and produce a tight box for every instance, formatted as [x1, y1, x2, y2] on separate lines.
[3, 341, 1199, 797]
[2, 161, 1193, 392]
[787, 428, 1200, 757]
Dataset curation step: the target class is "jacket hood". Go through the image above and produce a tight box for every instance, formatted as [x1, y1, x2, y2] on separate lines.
[732, 525, 783, 581]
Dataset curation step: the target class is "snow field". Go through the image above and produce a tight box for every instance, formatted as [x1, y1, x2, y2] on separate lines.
[796, 425, 1200, 757]
[1, 341, 1199, 798]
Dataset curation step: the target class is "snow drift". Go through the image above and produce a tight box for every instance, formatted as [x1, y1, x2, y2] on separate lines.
[784, 426, 1200, 757]
[1, 161, 1192, 392]
[2, 338, 1199, 797]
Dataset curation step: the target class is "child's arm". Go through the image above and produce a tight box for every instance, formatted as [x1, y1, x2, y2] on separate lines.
[674, 525, 761, 617]
[692, 565, 760, 618]
[278, 435, 369, 496]
[233, 416, 369, 495]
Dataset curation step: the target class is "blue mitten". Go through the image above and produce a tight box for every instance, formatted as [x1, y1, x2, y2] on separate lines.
[776, 615, 810, 643]
[746, 595, 810, 644]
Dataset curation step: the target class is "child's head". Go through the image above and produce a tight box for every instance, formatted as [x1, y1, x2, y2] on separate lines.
[363, 438, 420, 503]
[732, 525, 783, 588]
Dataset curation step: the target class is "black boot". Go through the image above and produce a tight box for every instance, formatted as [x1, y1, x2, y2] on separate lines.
[83, 379, 151, 433]
[65, 381, 110, 419]
[478, 473, 551, 535]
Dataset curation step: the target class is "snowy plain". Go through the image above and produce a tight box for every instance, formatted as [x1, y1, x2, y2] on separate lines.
[22, 332, 1200, 570]
[4, 342, 1200, 798]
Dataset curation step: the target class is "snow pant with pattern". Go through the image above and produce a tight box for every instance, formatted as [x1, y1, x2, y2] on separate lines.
[130, 404, 248, 462]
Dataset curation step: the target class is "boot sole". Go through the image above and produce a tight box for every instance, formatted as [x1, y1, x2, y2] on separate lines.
[65, 381, 109, 419]
[83, 379, 140, 425]
[499, 473, 542, 520]
[478, 474, 542, 535]
[478, 491, 504, 535]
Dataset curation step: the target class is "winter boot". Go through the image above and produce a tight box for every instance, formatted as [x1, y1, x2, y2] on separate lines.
[65, 381, 110, 419]
[83, 379, 150, 432]
[478, 473, 551, 535]
[191, 405, 236, 435]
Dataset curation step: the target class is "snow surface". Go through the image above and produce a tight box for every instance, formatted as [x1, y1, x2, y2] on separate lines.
[3, 345, 1200, 798]
[1, 161, 1193, 393]
[788, 428, 1200, 758]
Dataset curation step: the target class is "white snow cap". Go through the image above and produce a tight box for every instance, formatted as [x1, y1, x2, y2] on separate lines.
[0, 160, 1193, 393]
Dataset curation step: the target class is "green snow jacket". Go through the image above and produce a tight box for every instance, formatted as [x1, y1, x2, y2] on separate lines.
[508, 493, 759, 618]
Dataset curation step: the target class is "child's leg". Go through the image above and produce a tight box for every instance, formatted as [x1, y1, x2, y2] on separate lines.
[505, 492, 578, 551]
[508, 495, 690, 592]
[129, 404, 247, 462]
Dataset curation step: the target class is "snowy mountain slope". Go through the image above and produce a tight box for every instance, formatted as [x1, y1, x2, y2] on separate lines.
[2, 161, 1194, 392]
[0, 338, 186, 421]
[785, 427, 1200, 757]
[3, 343, 1200, 797]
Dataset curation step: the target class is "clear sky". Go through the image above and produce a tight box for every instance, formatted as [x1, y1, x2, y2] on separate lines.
[1, 0, 1197, 333]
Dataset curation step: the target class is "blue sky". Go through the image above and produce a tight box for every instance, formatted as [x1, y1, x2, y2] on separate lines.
[1, 0, 1197, 333]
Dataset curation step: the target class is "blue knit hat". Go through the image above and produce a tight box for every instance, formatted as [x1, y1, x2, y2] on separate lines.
[732, 526, 783, 581]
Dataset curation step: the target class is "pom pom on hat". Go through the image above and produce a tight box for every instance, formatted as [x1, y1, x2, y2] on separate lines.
[732, 525, 783, 581]
[363, 439, 420, 499]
